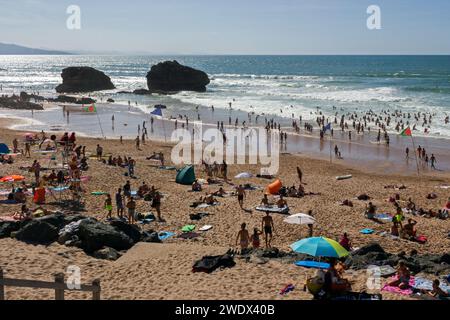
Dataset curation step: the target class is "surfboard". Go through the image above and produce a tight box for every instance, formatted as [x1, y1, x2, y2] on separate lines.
[336, 175, 352, 181]
[199, 225, 213, 231]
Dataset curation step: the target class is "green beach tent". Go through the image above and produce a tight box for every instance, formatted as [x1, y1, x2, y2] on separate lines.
[176, 165, 196, 185]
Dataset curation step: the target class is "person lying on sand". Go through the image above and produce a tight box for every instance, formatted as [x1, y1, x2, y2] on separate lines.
[387, 261, 411, 290]
[236, 223, 250, 250]
[212, 187, 226, 197]
[422, 279, 449, 299]
[406, 198, 416, 212]
[340, 199, 354, 207]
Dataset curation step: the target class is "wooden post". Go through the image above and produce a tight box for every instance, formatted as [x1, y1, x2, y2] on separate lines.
[54, 273, 65, 301]
[92, 279, 101, 300]
[0, 268, 5, 300]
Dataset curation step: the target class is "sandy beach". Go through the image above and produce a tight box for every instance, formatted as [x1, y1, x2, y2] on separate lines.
[0, 116, 448, 300]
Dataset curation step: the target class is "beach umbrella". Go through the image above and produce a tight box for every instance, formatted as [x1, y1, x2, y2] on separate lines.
[284, 213, 316, 225]
[290, 237, 349, 258]
[0, 175, 25, 183]
[235, 172, 253, 179]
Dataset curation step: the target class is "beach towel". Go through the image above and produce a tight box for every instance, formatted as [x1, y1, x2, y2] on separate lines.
[360, 228, 375, 234]
[158, 231, 175, 241]
[336, 175, 352, 181]
[181, 225, 196, 232]
[374, 213, 393, 222]
[196, 203, 218, 209]
[0, 199, 18, 205]
[382, 276, 415, 295]
[414, 235, 428, 244]
[235, 172, 253, 179]
[294, 261, 330, 269]
[158, 166, 176, 171]
[256, 205, 289, 215]
[91, 191, 108, 196]
[279, 284, 295, 295]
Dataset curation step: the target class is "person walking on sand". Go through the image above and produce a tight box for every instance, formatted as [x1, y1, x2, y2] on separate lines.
[104, 194, 113, 220]
[12, 138, 18, 153]
[236, 185, 246, 209]
[262, 212, 275, 248]
[135, 136, 140, 150]
[126, 197, 136, 224]
[297, 166, 303, 184]
[24, 142, 31, 158]
[96, 144, 103, 161]
[235, 223, 250, 251]
[151, 191, 163, 222]
[430, 154, 437, 169]
[115, 188, 124, 219]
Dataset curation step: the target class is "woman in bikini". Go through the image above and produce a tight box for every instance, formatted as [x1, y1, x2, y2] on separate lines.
[236, 223, 250, 251]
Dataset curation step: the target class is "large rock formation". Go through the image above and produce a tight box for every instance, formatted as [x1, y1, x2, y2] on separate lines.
[146, 60, 210, 93]
[56, 67, 115, 93]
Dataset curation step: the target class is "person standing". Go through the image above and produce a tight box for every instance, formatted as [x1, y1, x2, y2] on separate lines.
[405, 147, 409, 160]
[235, 223, 250, 251]
[297, 166, 303, 184]
[262, 212, 275, 248]
[126, 197, 136, 224]
[430, 154, 436, 169]
[115, 188, 124, 219]
[104, 194, 113, 220]
[236, 185, 246, 209]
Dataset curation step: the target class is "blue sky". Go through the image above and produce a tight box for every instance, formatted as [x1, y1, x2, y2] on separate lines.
[0, 0, 449, 54]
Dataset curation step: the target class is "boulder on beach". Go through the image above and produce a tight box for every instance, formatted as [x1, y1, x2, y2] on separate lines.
[15, 220, 59, 244]
[56, 67, 115, 93]
[146, 60, 210, 93]
[77, 220, 133, 253]
[49, 95, 96, 105]
[109, 219, 142, 243]
[0, 221, 22, 239]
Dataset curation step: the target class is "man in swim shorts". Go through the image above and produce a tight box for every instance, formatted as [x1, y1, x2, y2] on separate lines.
[262, 212, 275, 248]
[235, 223, 250, 251]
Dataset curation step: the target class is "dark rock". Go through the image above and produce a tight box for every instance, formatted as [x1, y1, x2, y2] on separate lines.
[56, 67, 115, 93]
[15, 221, 59, 244]
[0, 94, 43, 110]
[109, 219, 142, 243]
[133, 89, 151, 95]
[0, 221, 22, 238]
[352, 243, 386, 256]
[142, 231, 161, 243]
[106, 98, 115, 103]
[37, 213, 86, 230]
[77, 220, 133, 253]
[439, 253, 450, 264]
[93, 247, 121, 261]
[146, 60, 210, 93]
[48, 95, 96, 105]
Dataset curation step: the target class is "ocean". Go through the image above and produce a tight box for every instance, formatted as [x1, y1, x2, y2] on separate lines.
[0, 55, 450, 138]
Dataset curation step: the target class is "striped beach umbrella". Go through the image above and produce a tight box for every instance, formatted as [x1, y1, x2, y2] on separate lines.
[290, 237, 349, 258]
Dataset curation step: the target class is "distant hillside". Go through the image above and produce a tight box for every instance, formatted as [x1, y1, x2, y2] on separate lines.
[0, 43, 71, 55]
